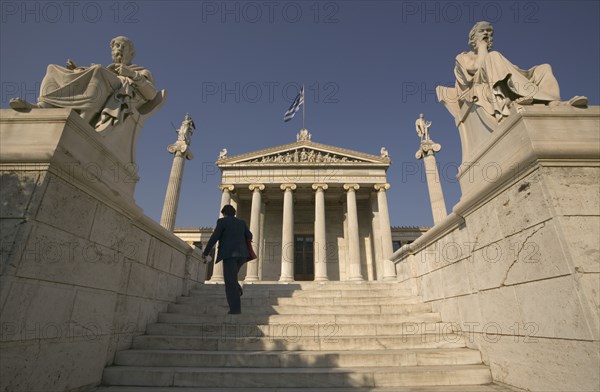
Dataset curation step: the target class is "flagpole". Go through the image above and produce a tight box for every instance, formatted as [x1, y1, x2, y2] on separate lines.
[302, 84, 305, 130]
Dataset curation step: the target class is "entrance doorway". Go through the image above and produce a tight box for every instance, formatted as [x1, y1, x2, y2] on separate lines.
[294, 235, 314, 281]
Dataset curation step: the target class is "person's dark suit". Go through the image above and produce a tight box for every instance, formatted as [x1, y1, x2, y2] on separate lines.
[203, 215, 252, 314]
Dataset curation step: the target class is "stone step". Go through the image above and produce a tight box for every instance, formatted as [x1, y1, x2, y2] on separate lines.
[132, 334, 466, 351]
[176, 295, 424, 306]
[200, 281, 408, 290]
[167, 303, 433, 315]
[146, 321, 459, 338]
[158, 312, 442, 325]
[189, 288, 412, 298]
[102, 365, 492, 388]
[93, 386, 514, 392]
[114, 348, 482, 367]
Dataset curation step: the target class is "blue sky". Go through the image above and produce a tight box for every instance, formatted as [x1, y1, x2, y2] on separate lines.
[2, 0, 599, 228]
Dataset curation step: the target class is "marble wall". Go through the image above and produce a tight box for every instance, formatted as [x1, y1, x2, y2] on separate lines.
[0, 109, 207, 392]
[393, 106, 600, 392]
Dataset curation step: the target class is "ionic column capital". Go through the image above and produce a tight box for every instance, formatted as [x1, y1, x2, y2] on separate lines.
[343, 183, 360, 192]
[374, 183, 391, 192]
[312, 183, 329, 191]
[280, 183, 297, 191]
[167, 142, 193, 160]
[249, 184, 265, 192]
[218, 184, 235, 192]
[415, 140, 442, 160]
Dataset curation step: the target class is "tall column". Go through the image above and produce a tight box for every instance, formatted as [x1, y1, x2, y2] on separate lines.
[344, 184, 364, 281]
[415, 113, 447, 225]
[209, 184, 234, 283]
[312, 183, 329, 281]
[160, 114, 195, 231]
[279, 183, 296, 282]
[374, 183, 396, 281]
[245, 184, 264, 282]
[421, 149, 447, 225]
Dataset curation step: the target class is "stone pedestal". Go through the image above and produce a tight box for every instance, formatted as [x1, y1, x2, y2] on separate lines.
[0, 109, 205, 392]
[393, 105, 600, 392]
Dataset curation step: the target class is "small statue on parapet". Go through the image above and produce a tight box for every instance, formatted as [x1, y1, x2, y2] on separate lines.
[218, 148, 228, 160]
[380, 147, 390, 159]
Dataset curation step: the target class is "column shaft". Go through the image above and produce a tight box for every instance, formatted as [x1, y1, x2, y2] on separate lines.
[423, 153, 447, 225]
[245, 184, 264, 282]
[375, 184, 396, 281]
[160, 151, 186, 231]
[209, 185, 233, 282]
[313, 184, 328, 281]
[344, 184, 364, 281]
[279, 184, 296, 282]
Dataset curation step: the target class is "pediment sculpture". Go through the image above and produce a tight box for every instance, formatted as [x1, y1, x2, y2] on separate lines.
[9, 36, 166, 165]
[247, 148, 364, 164]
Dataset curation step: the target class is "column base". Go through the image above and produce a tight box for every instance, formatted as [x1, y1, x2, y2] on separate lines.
[244, 276, 259, 282]
[348, 276, 364, 282]
[208, 278, 224, 283]
[279, 277, 295, 283]
[314, 277, 329, 282]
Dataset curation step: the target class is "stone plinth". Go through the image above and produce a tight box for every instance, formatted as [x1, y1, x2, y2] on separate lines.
[392, 105, 600, 392]
[0, 109, 206, 392]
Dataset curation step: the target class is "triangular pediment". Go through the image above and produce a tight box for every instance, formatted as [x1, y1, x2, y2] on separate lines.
[217, 140, 390, 167]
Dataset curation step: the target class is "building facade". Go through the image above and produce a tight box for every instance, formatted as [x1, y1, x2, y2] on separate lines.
[176, 130, 427, 282]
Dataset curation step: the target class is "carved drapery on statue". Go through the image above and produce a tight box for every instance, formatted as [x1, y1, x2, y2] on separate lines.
[437, 21, 588, 164]
[9, 36, 166, 165]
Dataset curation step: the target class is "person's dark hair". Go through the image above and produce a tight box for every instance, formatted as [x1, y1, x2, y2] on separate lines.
[221, 205, 236, 216]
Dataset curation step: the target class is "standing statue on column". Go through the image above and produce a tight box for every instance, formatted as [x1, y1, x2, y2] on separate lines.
[415, 113, 432, 142]
[160, 114, 195, 232]
[177, 113, 195, 145]
[414, 114, 446, 225]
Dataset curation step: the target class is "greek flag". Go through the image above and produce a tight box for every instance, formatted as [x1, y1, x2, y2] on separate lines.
[284, 87, 304, 122]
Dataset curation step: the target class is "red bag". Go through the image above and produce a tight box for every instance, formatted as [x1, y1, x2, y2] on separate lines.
[246, 239, 257, 261]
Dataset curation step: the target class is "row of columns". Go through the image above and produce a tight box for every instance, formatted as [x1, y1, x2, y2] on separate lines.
[209, 182, 395, 282]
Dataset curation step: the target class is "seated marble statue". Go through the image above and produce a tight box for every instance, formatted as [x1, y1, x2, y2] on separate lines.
[453, 21, 587, 123]
[10, 36, 160, 132]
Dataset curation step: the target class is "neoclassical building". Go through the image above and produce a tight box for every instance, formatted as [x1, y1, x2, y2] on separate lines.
[179, 130, 420, 282]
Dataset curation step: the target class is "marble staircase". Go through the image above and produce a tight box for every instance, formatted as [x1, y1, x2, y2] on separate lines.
[94, 282, 514, 391]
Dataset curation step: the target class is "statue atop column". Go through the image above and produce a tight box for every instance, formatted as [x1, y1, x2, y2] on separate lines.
[177, 113, 195, 145]
[415, 113, 431, 142]
[9, 36, 165, 164]
[415, 114, 441, 159]
[414, 114, 446, 225]
[161, 113, 195, 231]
